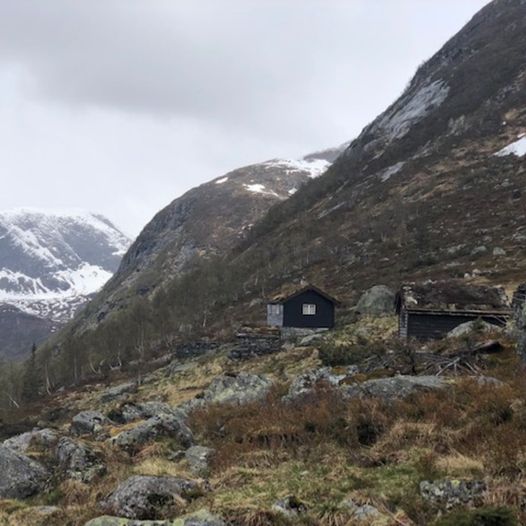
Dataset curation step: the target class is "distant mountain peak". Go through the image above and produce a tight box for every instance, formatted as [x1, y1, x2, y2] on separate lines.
[0, 208, 130, 359]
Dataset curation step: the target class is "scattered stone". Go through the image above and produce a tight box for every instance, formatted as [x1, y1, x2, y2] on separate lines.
[71, 410, 109, 436]
[420, 479, 486, 508]
[100, 382, 138, 403]
[185, 445, 215, 477]
[476, 375, 504, 387]
[343, 375, 447, 400]
[84, 508, 225, 525]
[356, 285, 395, 315]
[56, 437, 106, 483]
[272, 495, 307, 517]
[281, 327, 328, 342]
[111, 413, 193, 452]
[471, 245, 488, 256]
[0, 445, 48, 499]
[101, 475, 206, 520]
[173, 341, 220, 360]
[108, 401, 177, 425]
[340, 498, 382, 521]
[298, 333, 326, 346]
[493, 247, 506, 256]
[3, 428, 58, 453]
[201, 372, 272, 406]
[447, 320, 499, 338]
[228, 334, 281, 361]
[286, 367, 357, 400]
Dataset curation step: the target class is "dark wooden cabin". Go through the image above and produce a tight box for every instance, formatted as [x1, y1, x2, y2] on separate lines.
[267, 285, 340, 329]
[395, 281, 511, 340]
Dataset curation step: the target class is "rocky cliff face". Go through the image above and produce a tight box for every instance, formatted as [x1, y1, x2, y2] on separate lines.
[0, 209, 130, 359]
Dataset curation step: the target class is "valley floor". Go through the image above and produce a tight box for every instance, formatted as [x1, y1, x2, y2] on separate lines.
[0, 316, 524, 526]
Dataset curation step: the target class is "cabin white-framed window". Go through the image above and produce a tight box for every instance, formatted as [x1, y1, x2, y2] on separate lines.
[302, 303, 316, 315]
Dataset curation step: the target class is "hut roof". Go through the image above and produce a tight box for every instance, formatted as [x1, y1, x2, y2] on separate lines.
[268, 284, 341, 306]
[396, 280, 511, 314]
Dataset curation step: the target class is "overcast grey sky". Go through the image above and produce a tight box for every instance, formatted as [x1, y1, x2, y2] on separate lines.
[0, 0, 489, 237]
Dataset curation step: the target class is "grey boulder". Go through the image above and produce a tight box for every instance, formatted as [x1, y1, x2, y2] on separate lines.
[100, 382, 138, 403]
[272, 495, 307, 517]
[71, 410, 109, 436]
[185, 445, 215, 477]
[101, 475, 206, 520]
[111, 413, 193, 452]
[201, 372, 272, 405]
[84, 509, 224, 525]
[356, 285, 395, 315]
[286, 367, 356, 401]
[420, 479, 486, 508]
[343, 375, 447, 400]
[3, 428, 58, 453]
[0, 444, 48, 499]
[56, 437, 106, 483]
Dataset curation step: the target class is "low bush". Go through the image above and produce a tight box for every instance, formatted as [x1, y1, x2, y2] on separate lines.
[435, 506, 517, 526]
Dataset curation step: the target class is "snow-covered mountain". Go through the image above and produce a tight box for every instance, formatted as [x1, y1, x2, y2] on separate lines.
[0, 209, 130, 359]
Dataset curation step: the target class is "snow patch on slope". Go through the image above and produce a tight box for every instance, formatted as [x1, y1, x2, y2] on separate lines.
[244, 183, 279, 197]
[379, 161, 406, 182]
[495, 134, 526, 157]
[263, 158, 331, 179]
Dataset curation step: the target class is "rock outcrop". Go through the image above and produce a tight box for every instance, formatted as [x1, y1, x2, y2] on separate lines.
[101, 475, 206, 520]
[0, 445, 48, 499]
[56, 437, 106, 483]
[356, 285, 396, 315]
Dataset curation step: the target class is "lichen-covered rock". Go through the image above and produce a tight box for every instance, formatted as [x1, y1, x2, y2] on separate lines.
[201, 372, 272, 405]
[272, 495, 307, 517]
[111, 413, 193, 452]
[71, 410, 108, 436]
[356, 285, 395, 315]
[108, 401, 177, 425]
[185, 445, 215, 477]
[343, 375, 447, 400]
[286, 367, 356, 400]
[0, 445, 48, 498]
[3, 428, 58, 453]
[84, 509, 225, 525]
[340, 499, 383, 522]
[420, 479, 486, 508]
[101, 475, 206, 520]
[56, 437, 105, 483]
[100, 382, 138, 403]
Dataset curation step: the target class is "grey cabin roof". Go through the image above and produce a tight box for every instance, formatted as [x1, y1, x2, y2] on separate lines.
[396, 280, 511, 315]
[268, 284, 341, 306]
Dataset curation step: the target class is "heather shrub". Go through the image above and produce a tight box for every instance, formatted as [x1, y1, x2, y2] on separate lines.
[435, 506, 517, 526]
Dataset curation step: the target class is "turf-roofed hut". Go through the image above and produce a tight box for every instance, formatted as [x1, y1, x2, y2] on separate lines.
[395, 280, 511, 340]
[267, 285, 340, 329]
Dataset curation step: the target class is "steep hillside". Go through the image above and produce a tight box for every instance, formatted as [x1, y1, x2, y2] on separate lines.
[233, 0, 526, 302]
[0, 209, 130, 359]
[89, 149, 345, 323]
